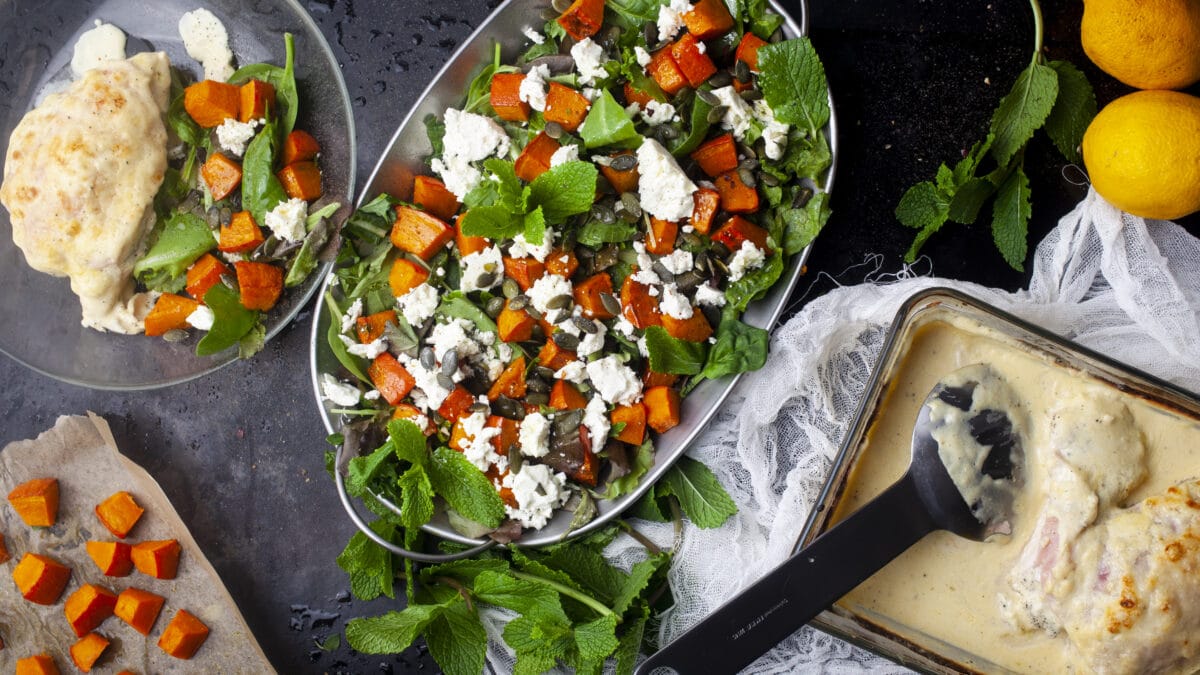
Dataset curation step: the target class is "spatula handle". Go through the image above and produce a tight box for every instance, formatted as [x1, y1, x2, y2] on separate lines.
[635, 472, 935, 675]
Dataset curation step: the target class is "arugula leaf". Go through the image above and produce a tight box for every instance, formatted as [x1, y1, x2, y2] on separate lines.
[700, 308, 769, 380]
[428, 447, 506, 529]
[437, 291, 500, 334]
[133, 212, 214, 289]
[989, 61, 1058, 166]
[991, 164, 1031, 272]
[425, 598, 488, 675]
[579, 90, 641, 149]
[345, 602, 447, 653]
[725, 249, 784, 312]
[576, 219, 639, 247]
[336, 519, 399, 601]
[604, 440, 655, 499]
[757, 38, 830, 135]
[662, 457, 737, 528]
[1043, 60, 1096, 164]
[196, 284, 259, 356]
[528, 161, 599, 224]
[644, 326, 708, 375]
[242, 121, 289, 224]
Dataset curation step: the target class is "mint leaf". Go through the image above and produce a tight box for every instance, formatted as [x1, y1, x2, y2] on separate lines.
[421, 557, 510, 584]
[991, 164, 1031, 271]
[528, 161, 599, 224]
[337, 520, 398, 600]
[524, 206, 547, 245]
[662, 456, 737, 528]
[611, 552, 669, 616]
[347, 442, 396, 497]
[1043, 60, 1096, 164]
[895, 181, 949, 231]
[426, 598, 488, 675]
[428, 447, 506, 528]
[757, 38, 830, 135]
[505, 615, 572, 675]
[989, 62, 1058, 166]
[614, 609, 648, 675]
[485, 157, 524, 206]
[780, 190, 831, 255]
[197, 284, 260, 356]
[946, 178, 995, 225]
[604, 439, 655, 500]
[473, 570, 571, 621]
[397, 465, 435, 532]
[345, 603, 446, 653]
[460, 203, 523, 239]
[538, 547, 625, 603]
[575, 614, 620, 662]
[644, 326, 708, 375]
[388, 419, 429, 466]
[700, 308, 769, 380]
[579, 89, 641, 149]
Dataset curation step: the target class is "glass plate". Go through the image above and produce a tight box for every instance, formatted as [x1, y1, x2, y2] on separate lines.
[0, 0, 355, 389]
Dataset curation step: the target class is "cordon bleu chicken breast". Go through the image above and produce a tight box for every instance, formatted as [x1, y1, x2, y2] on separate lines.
[0, 52, 170, 333]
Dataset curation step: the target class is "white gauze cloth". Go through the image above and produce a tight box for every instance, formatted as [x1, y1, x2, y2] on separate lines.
[483, 187, 1200, 672]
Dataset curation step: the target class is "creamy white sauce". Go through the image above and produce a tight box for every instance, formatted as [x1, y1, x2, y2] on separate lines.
[71, 21, 128, 78]
[179, 9, 234, 81]
[827, 316, 1200, 674]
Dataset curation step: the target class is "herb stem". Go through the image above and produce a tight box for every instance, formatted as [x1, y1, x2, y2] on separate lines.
[618, 521, 663, 556]
[1028, 0, 1044, 64]
[433, 576, 474, 613]
[509, 571, 615, 618]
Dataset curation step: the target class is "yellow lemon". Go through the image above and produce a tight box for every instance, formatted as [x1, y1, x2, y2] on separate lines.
[1081, 0, 1200, 89]
[1082, 90, 1200, 220]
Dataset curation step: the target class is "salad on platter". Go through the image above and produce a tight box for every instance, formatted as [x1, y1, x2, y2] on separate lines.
[321, 0, 832, 546]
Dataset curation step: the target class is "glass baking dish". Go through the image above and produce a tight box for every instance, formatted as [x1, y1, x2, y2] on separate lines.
[793, 286, 1200, 674]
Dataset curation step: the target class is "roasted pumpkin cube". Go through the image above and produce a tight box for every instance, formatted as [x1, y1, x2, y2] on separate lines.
[185, 254, 229, 301]
[200, 152, 242, 201]
[713, 169, 761, 214]
[64, 584, 118, 637]
[550, 380, 588, 411]
[670, 33, 717, 87]
[391, 206, 455, 260]
[621, 276, 663, 329]
[645, 386, 682, 433]
[683, 0, 735, 39]
[612, 402, 648, 445]
[503, 257, 547, 291]
[239, 79, 275, 123]
[713, 215, 771, 253]
[438, 386, 476, 424]
[690, 133, 740, 178]
[646, 217, 679, 255]
[277, 161, 323, 201]
[392, 404, 434, 435]
[488, 415, 521, 456]
[544, 82, 591, 132]
[545, 249, 579, 277]
[218, 210, 265, 253]
[389, 257, 431, 297]
[455, 219, 490, 257]
[497, 302, 536, 343]
[158, 609, 210, 660]
[131, 540, 181, 580]
[735, 31, 769, 71]
[95, 491, 143, 539]
[184, 80, 240, 127]
[623, 81, 655, 108]
[70, 632, 110, 673]
[515, 131, 562, 183]
[7, 477, 58, 527]
[599, 151, 640, 194]
[144, 293, 200, 337]
[690, 187, 721, 234]
[556, 0, 605, 40]
[488, 356, 528, 401]
[413, 175, 461, 222]
[15, 654, 60, 675]
[662, 310, 713, 342]
[574, 273, 616, 320]
[114, 587, 166, 636]
[644, 367, 680, 389]
[490, 72, 530, 122]
[356, 309, 398, 344]
[647, 48, 688, 95]
[281, 129, 321, 165]
[537, 340, 578, 371]
[234, 261, 285, 311]
[12, 552, 71, 605]
[85, 541, 133, 577]
[368, 353, 416, 405]
[0, 532, 10, 564]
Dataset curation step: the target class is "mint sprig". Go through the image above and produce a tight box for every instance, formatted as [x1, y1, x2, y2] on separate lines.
[460, 159, 598, 243]
[896, 0, 1096, 270]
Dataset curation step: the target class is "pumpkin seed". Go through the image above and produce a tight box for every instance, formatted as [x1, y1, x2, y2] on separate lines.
[673, 86, 694, 106]
[419, 346, 437, 370]
[618, 247, 640, 264]
[508, 295, 529, 311]
[436, 373, 456, 390]
[509, 448, 524, 473]
[739, 157, 760, 171]
[595, 173, 615, 195]
[494, 396, 526, 420]
[485, 296, 505, 318]
[595, 245, 619, 270]
[573, 315, 598, 334]
[526, 392, 550, 406]
[530, 324, 546, 341]
[591, 203, 616, 224]
[600, 292, 622, 316]
[440, 349, 459, 376]
[701, 303, 723, 328]
[760, 171, 780, 187]
[793, 186, 815, 209]
[642, 20, 658, 45]
[553, 331, 581, 351]
[707, 105, 729, 124]
[502, 278, 519, 299]
[428, 410, 447, 426]
[769, 27, 784, 43]
[708, 71, 732, 88]
[696, 88, 721, 106]
[739, 167, 758, 188]
[734, 60, 751, 83]
[544, 121, 565, 139]
[601, 25, 621, 48]
[660, 124, 680, 140]
[526, 306, 544, 321]
[526, 378, 550, 394]
[710, 241, 731, 258]
[556, 409, 585, 431]
[469, 402, 490, 414]
[618, 203, 640, 223]
[712, 255, 731, 276]
[740, 88, 763, 102]
[680, 231, 705, 249]
[162, 328, 189, 343]
[620, 192, 642, 218]
[610, 153, 637, 172]
[652, 261, 675, 284]
[738, 142, 757, 159]
[547, 294, 574, 311]
[535, 366, 557, 380]
[475, 271, 497, 288]
[551, 0, 572, 13]
[675, 270, 704, 293]
[539, 6, 559, 20]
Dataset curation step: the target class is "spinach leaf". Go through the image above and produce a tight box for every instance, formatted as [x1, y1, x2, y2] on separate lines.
[323, 291, 370, 383]
[133, 212, 214, 290]
[644, 326, 708, 375]
[284, 202, 341, 287]
[437, 291, 499, 334]
[700, 307, 769, 380]
[196, 284, 259, 356]
[228, 33, 300, 139]
[669, 96, 715, 157]
[739, 0, 784, 40]
[579, 90, 641, 149]
[167, 92, 206, 148]
[242, 121, 289, 224]
[424, 114, 446, 158]
[725, 248, 784, 312]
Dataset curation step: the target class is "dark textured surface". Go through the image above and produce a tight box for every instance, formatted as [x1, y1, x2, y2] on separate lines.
[0, 0, 1132, 672]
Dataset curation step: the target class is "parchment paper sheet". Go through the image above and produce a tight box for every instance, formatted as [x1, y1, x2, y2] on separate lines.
[0, 413, 275, 674]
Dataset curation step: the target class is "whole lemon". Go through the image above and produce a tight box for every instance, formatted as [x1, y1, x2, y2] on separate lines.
[1081, 0, 1200, 89]
[1082, 90, 1200, 220]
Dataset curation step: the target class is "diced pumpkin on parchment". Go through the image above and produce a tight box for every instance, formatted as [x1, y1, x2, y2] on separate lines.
[131, 539, 181, 580]
[158, 609, 210, 660]
[7, 477, 58, 527]
[12, 552, 71, 605]
[64, 583, 118, 637]
[95, 490, 144, 539]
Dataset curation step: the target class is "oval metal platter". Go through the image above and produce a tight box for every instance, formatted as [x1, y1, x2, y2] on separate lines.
[311, 0, 838, 547]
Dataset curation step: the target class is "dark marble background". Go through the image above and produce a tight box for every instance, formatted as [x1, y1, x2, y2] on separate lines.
[0, 0, 1145, 671]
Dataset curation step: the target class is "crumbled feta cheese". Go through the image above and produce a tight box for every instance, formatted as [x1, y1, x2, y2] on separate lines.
[586, 355, 643, 405]
[682, 224, 695, 233]
[341, 334, 389, 359]
[429, 318, 483, 361]
[657, 0, 693, 42]
[648, 285, 660, 297]
[518, 412, 551, 458]
[527, 274, 574, 315]
[549, 144, 579, 167]
[638, 335, 650, 357]
[641, 100, 678, 126]
[570, 37, 608, 86]
[582, 87, 600, 101]
[590, 154, 614, 167]
[264, 198, 309, 243]
[710, 85, 756, 141]
[432, 109, 512, 199]
[614, 316, 638, 339]
[576, 320, 607, 357]
[555, 361, 589, 384]
[518, 64, 551, 112]
[635, 46, 653, 67]
[185, 305, 215, 331]
[694, 283, 727, 307]
[522, 26, 545, 44]
[457, 411, 505, 472]
[624, 101, 642, 118]
[341, 298, 363, 333]
[364, 390, 381, 401]
[696, 41, 707, 54]
[583, 396, 611, 448]
[659, 283, 694, 320]
[658, 249, 694, 275]
[215, 118, 258, 156]
[503, 464, 568, 529]
[754, 99, 790, 161]
[631, 241, 661, 286]
[459, 245, 504, 293]
[728, 240, 766, 281]
[396, 282, 440, 326]
[636, 138, 697, 221]
[320, 373, 361, 407]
